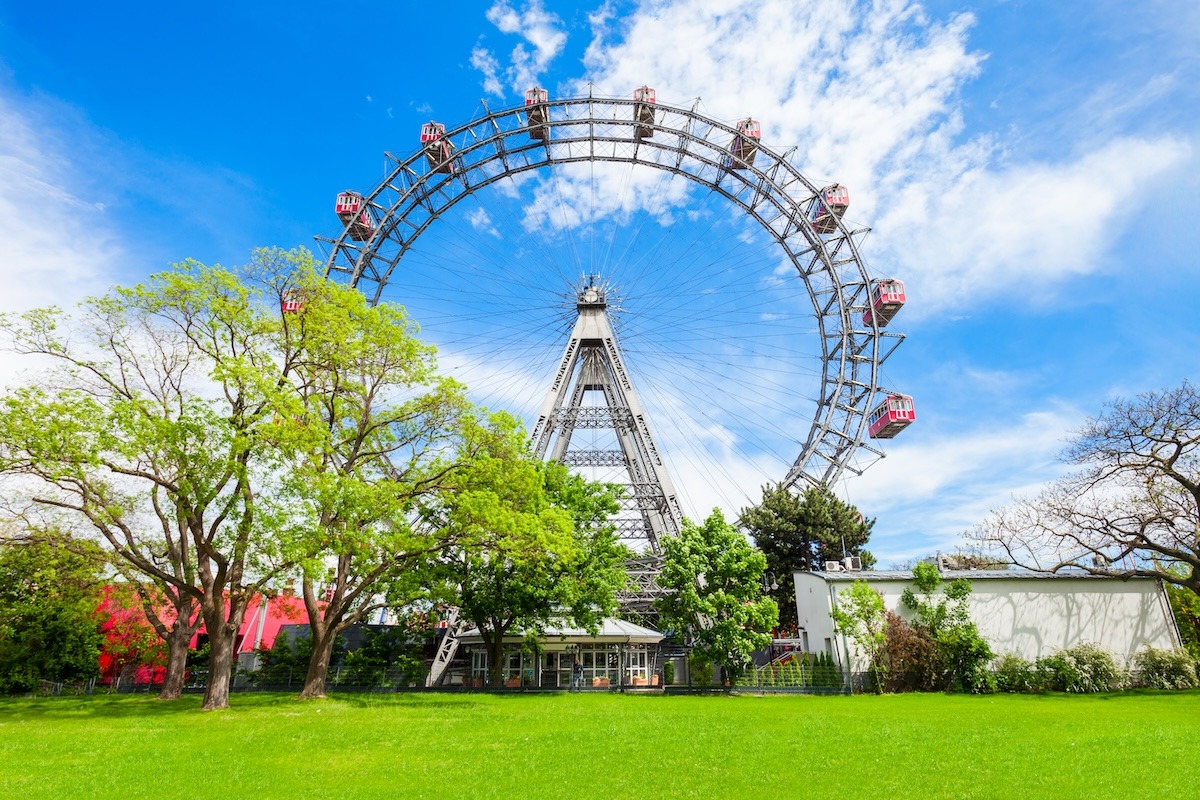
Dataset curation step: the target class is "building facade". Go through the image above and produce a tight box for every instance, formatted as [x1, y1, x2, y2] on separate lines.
[794, 569, 1183, 675]
[456, 618, 664, 688]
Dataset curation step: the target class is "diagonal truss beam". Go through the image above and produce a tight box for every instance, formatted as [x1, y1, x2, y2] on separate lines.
[530, 282, 682, 552]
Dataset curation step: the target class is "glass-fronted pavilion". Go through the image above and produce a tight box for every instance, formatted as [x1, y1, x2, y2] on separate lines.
[457, 618, 665, 688]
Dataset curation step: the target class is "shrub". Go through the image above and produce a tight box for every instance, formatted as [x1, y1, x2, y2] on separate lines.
[253, 633, 317, 687]
[688, 654, 714, 686]
[897, 565, 994, 692]
[335, 628, 427, 688]
[937, 622, 994, 693]
[663, 661, 674, 686]
[795, 652, 811, 687]
[992, 653, 1036, 693]
[0, 535, 107, 694]
[810, 651, 844, 689]
[1035, 643, 1121, 693]
[1131, 647, 1198, 690]
[883, 611, 937, 692]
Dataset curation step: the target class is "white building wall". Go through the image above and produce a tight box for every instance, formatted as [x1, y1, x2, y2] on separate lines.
[794, 571, 1182, 673]
[794, 572, 841, 663]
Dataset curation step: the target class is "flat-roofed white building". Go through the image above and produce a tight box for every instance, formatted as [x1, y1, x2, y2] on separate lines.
[794, 569, 1183, 674]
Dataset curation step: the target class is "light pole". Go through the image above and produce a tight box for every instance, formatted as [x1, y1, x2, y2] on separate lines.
[762, 572, 779, 593]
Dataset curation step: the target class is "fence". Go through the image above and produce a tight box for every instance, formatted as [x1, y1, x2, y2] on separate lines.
[735, 658, 851, 694]
[36, 678, 97, 696]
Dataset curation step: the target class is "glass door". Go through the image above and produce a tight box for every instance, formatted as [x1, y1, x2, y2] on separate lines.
[625, 647, 648, 685]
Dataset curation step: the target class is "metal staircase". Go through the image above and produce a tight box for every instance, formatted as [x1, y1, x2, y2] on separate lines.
[425, 607, 465, 688]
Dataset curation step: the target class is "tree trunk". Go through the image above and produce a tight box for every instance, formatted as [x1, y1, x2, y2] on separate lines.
[158, 617, 197, 700]
[298, 630, 337, 699]
[299, 575, 337, 700]
[202, 625, 235, 710]
[200, 610, 238, 711]
[486, 634, 505, 688]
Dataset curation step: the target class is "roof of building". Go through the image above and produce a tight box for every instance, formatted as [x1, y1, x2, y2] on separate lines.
[799, 569, 1156, 582]
[458, 617, 663, 644]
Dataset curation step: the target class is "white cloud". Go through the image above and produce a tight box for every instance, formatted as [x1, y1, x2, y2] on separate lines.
[518, 161, 693, 232]
[475, 1, 569, 97]
[0, 88, 129, 392]
[470, 0, 1191, 315]
[877, 135, 1192, 314]
[465, 207, 501, 237]
[471, 45, 504, 97]
[846, 405, 1083, 561]
[854, 408, 1076, 503]
[0, 91, 124, 316]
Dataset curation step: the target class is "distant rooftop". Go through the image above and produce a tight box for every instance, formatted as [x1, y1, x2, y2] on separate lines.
[458, 617, 663, 643]
[801, 569, 1153, 582]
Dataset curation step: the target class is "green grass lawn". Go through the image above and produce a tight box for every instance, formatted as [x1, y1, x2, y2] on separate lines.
[1, 690, 1196, 799]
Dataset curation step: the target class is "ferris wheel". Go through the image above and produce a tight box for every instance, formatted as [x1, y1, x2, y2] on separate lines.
[316, 87, 914, 528]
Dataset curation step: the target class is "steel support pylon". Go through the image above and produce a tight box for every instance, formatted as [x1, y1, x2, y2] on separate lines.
[529, 281, 683, 553]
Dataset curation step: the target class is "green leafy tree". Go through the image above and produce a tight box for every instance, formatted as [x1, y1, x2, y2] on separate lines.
[0, 531, 107, 694]
[901, 562, 993, 692]
[830, 581, 888, 692]
[1166, 580, 1200, 658]
[337, 627, 427, 688]
[656, 509, 779, 683]
[251, 253, 468, 699]
[740, 483, 874, 628]
[0, 254, 301, 709]
[426, 414, 627, 686]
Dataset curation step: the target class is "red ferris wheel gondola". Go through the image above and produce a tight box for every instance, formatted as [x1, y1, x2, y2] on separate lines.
[421, 122, 455, 174]
[633, 86, 656, 139]
[334, 191, 374, 241]
[525, 87, 549, 140]
[867, 394, 915, 439]
[811, 184, 850, 234]
[728, 118, 760, 169]
[863, 279, 906, 327]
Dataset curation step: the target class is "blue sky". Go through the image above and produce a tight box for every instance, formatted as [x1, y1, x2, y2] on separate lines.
[0, 0, 1196, 564]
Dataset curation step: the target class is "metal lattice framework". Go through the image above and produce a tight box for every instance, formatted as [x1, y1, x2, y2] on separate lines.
[530, 282, 684, 553]
[318, 92, 905, 490]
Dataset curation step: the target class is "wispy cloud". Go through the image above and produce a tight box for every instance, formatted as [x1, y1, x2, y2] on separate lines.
[0, 87, 132, 391]
[0, 90, 124, 309]
[466, 207, 501, 237]
[470, 45, 504, 97]
[848, 405, 1083, 561]
[474, 0, 569, 98]
[877, 135, 1191, 315]
[0, 91, 124, 315]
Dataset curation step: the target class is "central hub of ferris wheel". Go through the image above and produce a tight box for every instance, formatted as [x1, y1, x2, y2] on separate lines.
[529, 277, 683, 554]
